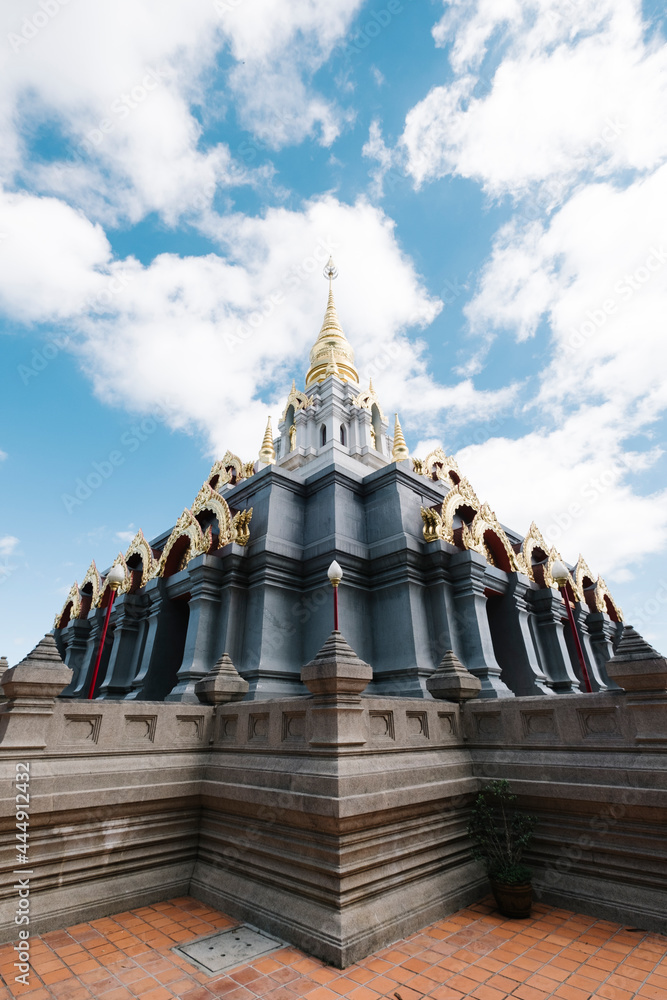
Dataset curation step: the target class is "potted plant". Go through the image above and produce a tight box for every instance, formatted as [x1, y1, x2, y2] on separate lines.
[468, 778, 536, 918]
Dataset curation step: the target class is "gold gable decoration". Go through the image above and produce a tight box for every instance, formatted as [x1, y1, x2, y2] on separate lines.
[54, 582, 81, 629]
[79, 560, 102, 606]
[207, 450, 255, 491]
[595, 578, 623, 622]
[281, 380, 314, 421]
[154, 510, 209, 579]
[465, 503, 525, 574]
[123, 530, 158, 590]
[413, 448, 462, 487]
[192, 483, 235, 549]
[352, 380, 385, 421]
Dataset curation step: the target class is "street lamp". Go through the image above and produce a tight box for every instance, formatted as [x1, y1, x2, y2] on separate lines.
[551, 558, 593, 693]
[87, 562, 125, 700]
[328, 560, 343, 631]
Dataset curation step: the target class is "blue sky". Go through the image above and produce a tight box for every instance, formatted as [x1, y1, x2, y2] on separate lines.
[1, 0, 667, 661]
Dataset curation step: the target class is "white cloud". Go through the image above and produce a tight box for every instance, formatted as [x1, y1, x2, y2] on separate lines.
[0, 536, 20, 557]
[0, 0, 365, 223]
[362, 120, 395, 199]
[0, 449, 7, 461]
[402, 0, 667, 194]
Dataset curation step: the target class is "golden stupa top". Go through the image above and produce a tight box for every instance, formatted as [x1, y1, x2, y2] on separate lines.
[304, 258, 359, 388]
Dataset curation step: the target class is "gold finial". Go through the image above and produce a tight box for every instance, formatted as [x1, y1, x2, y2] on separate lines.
[304, 257, 359, 388]
[392, 413, 409, 462]
[259, 415, 276, 464]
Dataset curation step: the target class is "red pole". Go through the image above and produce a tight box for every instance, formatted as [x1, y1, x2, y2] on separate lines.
[333, 584, 339, 631]
[560, 584, 593, 693]
[87, 588, 116, 699]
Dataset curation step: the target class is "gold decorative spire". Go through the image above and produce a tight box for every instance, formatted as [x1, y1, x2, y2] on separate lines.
[325, 347, 340, 377]
[259, 416, 276, 464]
[305, 257, 359, 388]
[392, 413, 409, 462]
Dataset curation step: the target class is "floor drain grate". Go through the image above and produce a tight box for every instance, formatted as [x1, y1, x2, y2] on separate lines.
[174, 924, 283, 975]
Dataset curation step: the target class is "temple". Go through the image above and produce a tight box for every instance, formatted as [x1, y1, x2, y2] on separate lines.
[2, 259, 664, 967]
[52, 258, 623, 705]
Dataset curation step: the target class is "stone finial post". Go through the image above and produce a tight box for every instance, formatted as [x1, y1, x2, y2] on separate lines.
[195, 653, 249, 704]
[605, 625, 667, 743]
[301, 631, 373, 746]
[0, 634, 72, 748]
[0, 657, 8, 703]
[426, 649, 482, 702]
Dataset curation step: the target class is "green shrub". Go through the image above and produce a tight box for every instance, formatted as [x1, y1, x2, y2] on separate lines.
[468, 779, 536, 885]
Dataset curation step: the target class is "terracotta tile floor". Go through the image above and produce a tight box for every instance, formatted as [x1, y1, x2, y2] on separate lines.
[0, 896, 665, 1000]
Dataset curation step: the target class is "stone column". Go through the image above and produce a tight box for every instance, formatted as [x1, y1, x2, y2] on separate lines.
[125, 580, 166, 700]
[571, 603, 610, 691]
[586, 611, 622, 689]
[98, 594, 149, 698]
[0, 635, 72, 748]
[448, 550, 513, 698]
[59, 618, 92, 697]
[528, 588, 579, 692]
[166, 559, 225, 703]
[499, 575, 552, 696]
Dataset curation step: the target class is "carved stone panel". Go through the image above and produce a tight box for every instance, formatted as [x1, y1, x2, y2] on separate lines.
[406, 711, 429, 739]
[369, 711, 395, 740]
[176, 714, 205, 742]
[63, 714, 102, 744]
[249, 713, 269, 741]
[124, 714, 157, 743]
[282, 712, 306, 742]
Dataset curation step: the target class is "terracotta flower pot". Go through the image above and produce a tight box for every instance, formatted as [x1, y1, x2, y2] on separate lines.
[490, 880, 532, 918]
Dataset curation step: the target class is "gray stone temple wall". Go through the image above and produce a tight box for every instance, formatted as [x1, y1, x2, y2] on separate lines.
[1, 636, 664, 966]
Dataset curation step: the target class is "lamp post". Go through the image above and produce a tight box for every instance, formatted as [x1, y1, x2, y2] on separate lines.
[87, 563, 125, 700]
[328, 560, 343, 631]
[551, 558, 593, 693]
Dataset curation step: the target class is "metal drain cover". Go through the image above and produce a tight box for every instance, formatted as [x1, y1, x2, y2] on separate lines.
[175, 924, 282, 975]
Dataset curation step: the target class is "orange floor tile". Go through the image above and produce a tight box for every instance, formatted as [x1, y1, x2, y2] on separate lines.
[0, 897, 665, 1000]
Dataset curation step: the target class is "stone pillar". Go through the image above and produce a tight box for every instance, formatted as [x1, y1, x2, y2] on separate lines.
[166, 559, 225, 703]
[491, 575, 552, 696]
[0, 635, 72, 748]
[528, 589, 580, 692]
[98, 594, 149, 698]
[126, 580, 167, 700]
[571, 603, 610, 691]
[587, 611, 622, 689]
[59, 618, 92, 697]
[448, 550, 513, 698]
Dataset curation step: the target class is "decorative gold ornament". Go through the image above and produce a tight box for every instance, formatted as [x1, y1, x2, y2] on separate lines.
[413, 447, 463, 486]
[594, 577, 623, 621]
[155, 510, 209, 578]
[574, 554, 597, 601]
[392, 413, 409, 462]
[281, 380, 314, 421]
[191, 483, 236, 549]
[231, 508, 253, 546]
[304, 258, 359, 387]
[79, 560, 102, 607]
[54, 582, 81, 628]
[353, 379, 386, 421]
[370, 426, 376, 449]
[521, 522, 551, 582]
[207, 459, 232, 491]
[259, 416, 276, 464]
[420, 505, 444, 542]
[123, 530, 158, 590]
[289, 424, 296, 451]
[465, 503, 524, 574]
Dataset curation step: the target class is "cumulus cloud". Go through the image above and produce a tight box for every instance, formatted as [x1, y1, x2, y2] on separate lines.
[0, 0, 364, 223]
[0, 536, 19, 557]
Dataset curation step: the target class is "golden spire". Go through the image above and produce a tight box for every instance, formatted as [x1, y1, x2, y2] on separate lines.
[304, 257, 359, 388]
[259, 415, 276, 464]
[392, 413, 409, 462]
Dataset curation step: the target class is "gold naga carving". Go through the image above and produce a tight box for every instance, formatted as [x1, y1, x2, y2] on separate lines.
[123, 530, 158, 589]
[420, 478, 480, 545]
[420, 505, 444, 542]
[154, 510, 209, 578]
[574, 554, 597, 596]
[281, 380, 314, 422]
[54, 581, 81, 628]
[352, 379, 385, 421]
[95, 554, 130, 606]
[521, 522, 551, 582]
[231, 508, 253, 546]
[207, 451, 255, 491]
[413, 448, 463, 486]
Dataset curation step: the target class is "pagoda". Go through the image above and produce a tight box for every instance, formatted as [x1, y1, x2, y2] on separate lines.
[54, 258, 623, 703]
